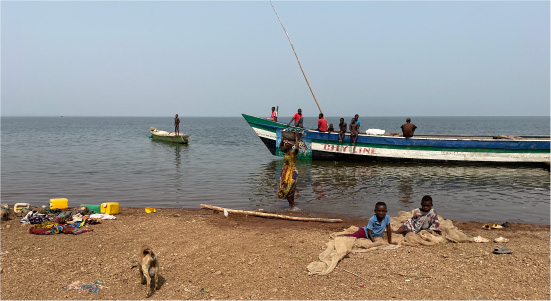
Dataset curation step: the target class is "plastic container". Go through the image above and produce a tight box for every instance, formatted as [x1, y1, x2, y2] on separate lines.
[100, 202, 119, 215]
[80, 204, 101, 213]
[49, 198, 68, 209]
[14, 203, 30, 212]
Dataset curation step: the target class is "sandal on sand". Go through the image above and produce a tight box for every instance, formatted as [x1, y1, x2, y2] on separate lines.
[491, 224, 503, 229]
[493, 236, 509, 243]
[482, 224, 491, 230]
[473, 236, 489, 243]
[493, 246, 512, 254]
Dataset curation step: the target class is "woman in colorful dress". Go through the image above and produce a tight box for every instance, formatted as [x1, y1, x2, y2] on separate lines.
[278, 132, 301, 210]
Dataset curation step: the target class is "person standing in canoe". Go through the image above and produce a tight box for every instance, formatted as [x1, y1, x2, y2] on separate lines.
[278, 132, 301, 210]
[174, 114, 180, 136]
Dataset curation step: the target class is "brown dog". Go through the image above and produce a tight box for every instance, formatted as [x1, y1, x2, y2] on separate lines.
[139, 246, 159, 297]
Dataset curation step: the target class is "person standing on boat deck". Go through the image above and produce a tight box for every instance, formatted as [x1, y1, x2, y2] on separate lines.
[338, 118, 347, 143]
[317, 113, 328, 132]
[288, 108, 303, 128]
[327, 123, 335, 133]
[350, 118, 359, 146]
[278, 132, 301, 210]
[174, 114, 180, 136]
[354, 114, 361, 130]
[270, 106, 278, 122]
[401, 118, 417, 138]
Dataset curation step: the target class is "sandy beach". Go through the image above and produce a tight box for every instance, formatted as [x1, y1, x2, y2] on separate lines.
[1, 207, 549, 300]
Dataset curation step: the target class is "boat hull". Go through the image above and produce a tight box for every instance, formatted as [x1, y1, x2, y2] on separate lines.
[242, 114, 550, 167]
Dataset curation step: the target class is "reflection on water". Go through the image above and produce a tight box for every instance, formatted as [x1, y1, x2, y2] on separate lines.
[398, 176, 414, 204]
[250, 161, 550, 224]
[149, 140, 189, 200]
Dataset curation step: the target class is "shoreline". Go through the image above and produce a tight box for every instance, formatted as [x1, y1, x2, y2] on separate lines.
[1, 207, 549, 300]
[4, 204, 550, 226]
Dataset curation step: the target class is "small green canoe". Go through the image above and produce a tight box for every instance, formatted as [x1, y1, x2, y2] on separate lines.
[149, 127, 190, 144]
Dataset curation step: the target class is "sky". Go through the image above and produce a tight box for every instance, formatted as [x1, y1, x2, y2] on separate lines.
[1, 0, 549, 117]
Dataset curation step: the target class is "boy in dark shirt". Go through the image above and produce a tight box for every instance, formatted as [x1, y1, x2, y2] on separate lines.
[338, 118, 347, 143]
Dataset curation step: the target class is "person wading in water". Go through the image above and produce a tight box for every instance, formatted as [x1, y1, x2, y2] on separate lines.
[278, 132, 301, 210]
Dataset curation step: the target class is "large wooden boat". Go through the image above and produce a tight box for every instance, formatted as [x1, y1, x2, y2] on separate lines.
[149, 127, 189, 144]
[242, 114, 550, 167]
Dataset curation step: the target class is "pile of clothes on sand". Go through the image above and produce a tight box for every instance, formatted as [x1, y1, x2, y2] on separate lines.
[2, 205, 117, 235]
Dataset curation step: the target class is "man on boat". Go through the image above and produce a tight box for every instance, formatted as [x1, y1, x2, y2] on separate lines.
[338, 118, 347, 143]
[317, 113, 328, 132]
[270, 106, 278, 122]
[288, 108, 303, 128]
[350, 118, 359, 146]
[354, 114, 361, 130]
[401, 118, 417, 138]
[174, 114, 180, 136]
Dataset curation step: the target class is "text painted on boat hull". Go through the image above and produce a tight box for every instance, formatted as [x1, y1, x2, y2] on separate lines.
[323, 144, 376, 154]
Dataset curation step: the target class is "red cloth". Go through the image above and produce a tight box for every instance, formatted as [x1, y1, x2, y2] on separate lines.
[29, 227, 54, 235]
[346, 227, 367, 239]
[318, 118, 328, 132]
[271, 111, 277, 121]
[293, 113, 302, 125]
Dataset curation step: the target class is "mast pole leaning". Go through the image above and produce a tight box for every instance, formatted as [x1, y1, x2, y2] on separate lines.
[270, 1, 323, 114]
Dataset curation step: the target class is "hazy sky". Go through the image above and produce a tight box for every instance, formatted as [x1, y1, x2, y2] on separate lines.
[2, 1, 549, 117]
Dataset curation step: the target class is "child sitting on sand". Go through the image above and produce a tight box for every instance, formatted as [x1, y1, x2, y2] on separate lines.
[395, 195, 441, 234]
[347, 202, 395, 244]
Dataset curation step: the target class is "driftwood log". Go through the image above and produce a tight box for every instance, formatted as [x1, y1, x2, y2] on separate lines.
[200, 204, 342, 223]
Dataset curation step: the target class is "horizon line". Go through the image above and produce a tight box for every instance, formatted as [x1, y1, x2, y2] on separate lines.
[1, 115, 550, 118]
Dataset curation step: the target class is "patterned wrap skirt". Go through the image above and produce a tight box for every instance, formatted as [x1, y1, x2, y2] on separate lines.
[278, 165, 298, 199]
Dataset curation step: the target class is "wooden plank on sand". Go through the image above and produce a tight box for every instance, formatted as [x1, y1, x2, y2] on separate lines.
[200, 204, 342, 223]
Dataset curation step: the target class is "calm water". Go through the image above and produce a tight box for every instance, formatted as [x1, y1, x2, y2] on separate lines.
[1, 116, 549, 224]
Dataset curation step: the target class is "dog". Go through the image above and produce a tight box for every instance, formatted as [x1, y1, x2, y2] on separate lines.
[139, 246, 159, 297]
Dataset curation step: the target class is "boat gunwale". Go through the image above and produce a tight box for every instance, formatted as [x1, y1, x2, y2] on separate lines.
[242, 114, 550, 142]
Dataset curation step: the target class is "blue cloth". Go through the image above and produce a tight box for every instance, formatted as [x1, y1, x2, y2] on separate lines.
[363, 214, 391, 238]
[356, 120, 361, 126]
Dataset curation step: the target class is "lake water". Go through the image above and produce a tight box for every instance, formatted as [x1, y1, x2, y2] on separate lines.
[1, 116, 549, 224]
